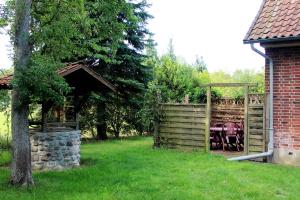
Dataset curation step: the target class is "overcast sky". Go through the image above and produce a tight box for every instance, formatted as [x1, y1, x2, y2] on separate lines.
[147, 0, 265, 72]
[0, 0, 265, 73]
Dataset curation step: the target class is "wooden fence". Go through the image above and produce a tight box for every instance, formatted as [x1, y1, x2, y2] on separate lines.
[158, 103, 207, 150]
[154, 90, 267, 160]
[211, 98, 244, 125]
[248, 94, 266, 156]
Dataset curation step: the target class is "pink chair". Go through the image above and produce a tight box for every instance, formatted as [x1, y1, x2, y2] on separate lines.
[222, 122, 240, 151]
[210, 122, 223, 150]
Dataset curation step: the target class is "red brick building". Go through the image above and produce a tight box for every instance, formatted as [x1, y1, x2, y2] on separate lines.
[244, 0, 300, 165]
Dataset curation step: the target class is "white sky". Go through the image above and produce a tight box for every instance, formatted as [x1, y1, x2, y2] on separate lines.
[147, 0, 265, 73]
[0, 0, 265, 73]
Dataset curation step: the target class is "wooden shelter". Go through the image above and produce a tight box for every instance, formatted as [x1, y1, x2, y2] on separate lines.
[0, 61, 116, 132]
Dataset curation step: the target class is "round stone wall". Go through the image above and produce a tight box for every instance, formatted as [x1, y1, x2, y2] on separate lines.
[30, 130, 81, 170]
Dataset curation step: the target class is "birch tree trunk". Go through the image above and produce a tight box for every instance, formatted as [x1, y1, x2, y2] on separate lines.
[10, 0, 33, 186]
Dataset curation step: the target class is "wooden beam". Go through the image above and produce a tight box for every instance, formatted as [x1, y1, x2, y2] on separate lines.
[244, 85, 249, 155]
[200, 83, 257, 88]
[42, 102, 49, 132]
[153, 91, 162, 147]
[205, 86, 211, 152]
[74, 92, 80, 130]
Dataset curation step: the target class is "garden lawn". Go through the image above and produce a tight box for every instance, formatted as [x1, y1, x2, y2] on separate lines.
[0, 136, 300, 200]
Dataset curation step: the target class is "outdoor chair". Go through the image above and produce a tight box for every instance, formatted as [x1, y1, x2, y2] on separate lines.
[222, 122, 240, 151]
[236, 121, 244, 150]
[210, 122, 223, 150]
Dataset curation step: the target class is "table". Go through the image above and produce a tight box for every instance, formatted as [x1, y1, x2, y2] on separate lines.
[210, 127, 242, 132]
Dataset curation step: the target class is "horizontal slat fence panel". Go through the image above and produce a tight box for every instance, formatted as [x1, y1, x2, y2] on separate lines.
[211, 98, 244, 125]
[158, 103, 206, 150]
[248, 104, 265, 160]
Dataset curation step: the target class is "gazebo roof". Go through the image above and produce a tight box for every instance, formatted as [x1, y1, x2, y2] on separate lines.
[244, 0, 300, 44]
[0, 61, 116, 93]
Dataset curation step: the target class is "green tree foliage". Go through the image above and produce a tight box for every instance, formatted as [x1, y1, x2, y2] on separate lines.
[210, 69, 264, 98]
[83, 0, 154, 138]
[1, 0, 132, 106]
[151, 55, 210, 103]
[194, 55, 207, 72]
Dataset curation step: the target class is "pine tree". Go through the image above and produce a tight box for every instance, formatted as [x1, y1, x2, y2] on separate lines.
[92, 0, 154, 138]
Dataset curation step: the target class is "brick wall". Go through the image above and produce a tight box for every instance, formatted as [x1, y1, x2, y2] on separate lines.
[266, 46, 300, 151]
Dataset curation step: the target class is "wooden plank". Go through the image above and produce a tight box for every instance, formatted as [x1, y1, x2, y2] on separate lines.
[162, 138, 205, 147]
[163, 144, 205, 151]
[248, 129, 264, 134]
[161, 118, 206, 124]
[249, 123, 263, 129]
[205, 86, 211, 152]
[212, 107, 244, 111]
[249, 117, 263, 122]
[162, 106, 206, 112]
[244, 85, 249, 155]
[249, 146, 264, 152]
[249, 135, 264, 140]
[249, 110, 264, 115]
[262, 95, 266, 153]
[249, 105, 264, 108]
[159, 127, 205, 135]
[160, 133, 205, 141]
[159, 103, 206, 106]
[249, 140, 264, 146]
[163, 112, 206, 118]
[160, 123, 205, 130]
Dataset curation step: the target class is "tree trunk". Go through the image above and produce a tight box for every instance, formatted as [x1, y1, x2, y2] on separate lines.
[96, 102, 108, 140]
[10, 0, 33, 186]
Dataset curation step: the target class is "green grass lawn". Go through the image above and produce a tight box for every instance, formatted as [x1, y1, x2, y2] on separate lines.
[0, 136, 300, 200]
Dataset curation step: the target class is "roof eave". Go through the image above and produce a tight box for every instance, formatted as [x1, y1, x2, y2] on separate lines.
[244, 36, 300, 45]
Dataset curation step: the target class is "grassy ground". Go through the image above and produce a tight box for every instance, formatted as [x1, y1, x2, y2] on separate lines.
[0, 150, 11, 167]
[0, 111, 11, 149]
[0, 137, 300, 200]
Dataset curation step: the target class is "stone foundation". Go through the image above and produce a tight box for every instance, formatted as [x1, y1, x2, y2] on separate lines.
[30, 130, 81, 170]
[273, 148, 300, 166]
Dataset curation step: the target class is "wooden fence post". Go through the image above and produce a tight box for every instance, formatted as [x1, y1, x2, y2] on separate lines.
[244, 85, 249, 155]
[205, 86, 211, 152]
[153, 91, 161, 148]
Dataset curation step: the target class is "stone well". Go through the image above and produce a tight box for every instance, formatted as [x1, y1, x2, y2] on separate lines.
[30, 130, 81, 170]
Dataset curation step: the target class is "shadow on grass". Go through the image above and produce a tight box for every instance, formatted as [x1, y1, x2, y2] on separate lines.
[81, 135, 151, 144]
[0, 150, 11, 167]
[80, 158, 97, 167]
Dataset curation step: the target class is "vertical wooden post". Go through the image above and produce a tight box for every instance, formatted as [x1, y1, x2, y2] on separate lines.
[75, 112, 80, 130]
[205, 86, 211, 152]
[244, 85, 249, 155]
[74, 93, 80, 130]
[264, 93, 270, 162]
[153, 91, 161, 148]
[42, 102, 48, 132]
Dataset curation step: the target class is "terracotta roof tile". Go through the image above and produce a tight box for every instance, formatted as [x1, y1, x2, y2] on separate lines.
[244, 0, 300, 43]
[0, 74, 13, 89]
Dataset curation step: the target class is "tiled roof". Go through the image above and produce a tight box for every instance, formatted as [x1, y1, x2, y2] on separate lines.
[0, 74, 12, 89]
[0, 62, 116, 92]
[244, 0, 300, 44]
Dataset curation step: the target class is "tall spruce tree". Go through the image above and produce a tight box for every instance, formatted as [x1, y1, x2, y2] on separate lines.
[92, 0, 153, 138]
